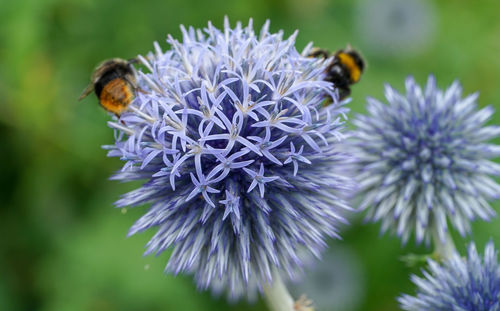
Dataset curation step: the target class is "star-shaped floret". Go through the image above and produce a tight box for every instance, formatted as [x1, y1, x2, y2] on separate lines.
[243, 163, 280, 198]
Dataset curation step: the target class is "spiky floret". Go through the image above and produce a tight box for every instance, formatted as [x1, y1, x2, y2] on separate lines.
[351, 75, 500, 244]
[104, 18, 354, 299]
[399, 241, 500, 310]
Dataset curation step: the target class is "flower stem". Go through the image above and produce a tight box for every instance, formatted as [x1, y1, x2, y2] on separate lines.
[431, 228, 456, 260]
[263, 273, 295, 311]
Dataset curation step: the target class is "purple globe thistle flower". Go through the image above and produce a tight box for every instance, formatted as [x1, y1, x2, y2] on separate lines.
[399, 241, 500, 310]
[104, 19, 354, 299]
[351, 75, 500, 244]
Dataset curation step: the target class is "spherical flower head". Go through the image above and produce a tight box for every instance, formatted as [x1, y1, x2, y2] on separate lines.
[105, 18, 354, 299]
[351, 75, 500, 244]
[399, 241, 500, 310]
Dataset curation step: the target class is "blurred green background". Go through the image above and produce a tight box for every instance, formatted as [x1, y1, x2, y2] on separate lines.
[1, 0, 500, 310]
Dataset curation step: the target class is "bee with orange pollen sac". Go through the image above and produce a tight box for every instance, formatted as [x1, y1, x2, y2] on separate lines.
[79, 58, 138, 117]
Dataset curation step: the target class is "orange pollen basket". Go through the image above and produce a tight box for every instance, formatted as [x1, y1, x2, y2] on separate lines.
[99, 78, 134, 116]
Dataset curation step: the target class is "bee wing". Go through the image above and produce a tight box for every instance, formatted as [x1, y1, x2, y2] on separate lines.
[78, 83, 94, 101]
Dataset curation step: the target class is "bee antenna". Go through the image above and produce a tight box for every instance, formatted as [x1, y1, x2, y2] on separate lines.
[127, 57, 139, 64]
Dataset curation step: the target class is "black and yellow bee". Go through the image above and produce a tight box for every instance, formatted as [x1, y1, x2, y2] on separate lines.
[79, 58, 137, 117]
[309, 45, 365, 101]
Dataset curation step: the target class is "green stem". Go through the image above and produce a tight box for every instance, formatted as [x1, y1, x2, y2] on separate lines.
[431, 228, 456, 260]
[263, 273, 295, 311]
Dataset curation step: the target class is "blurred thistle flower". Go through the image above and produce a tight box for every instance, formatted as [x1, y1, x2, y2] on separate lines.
[352, 75, 500, 244]
[104, 18, 355, 300]
[290, 245, 365, 311]
[355, 0, 437, 58]
[399, 241, 500, 310]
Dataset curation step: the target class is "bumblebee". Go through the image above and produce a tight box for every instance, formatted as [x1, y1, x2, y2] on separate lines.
[79, 58, 137, 116]
[309, 45, 365, 101]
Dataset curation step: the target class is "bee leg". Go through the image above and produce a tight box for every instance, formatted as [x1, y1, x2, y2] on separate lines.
[127, 57, 139, 64]
[308, 48, 330, 59]
[135, 87, 149, 95]
[338, 87, 351, 101]
[122, 75, 149, 96]
[115, 112, 129, 126]
[322, 96, 333, 107]
[318, 50, 330, 59]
